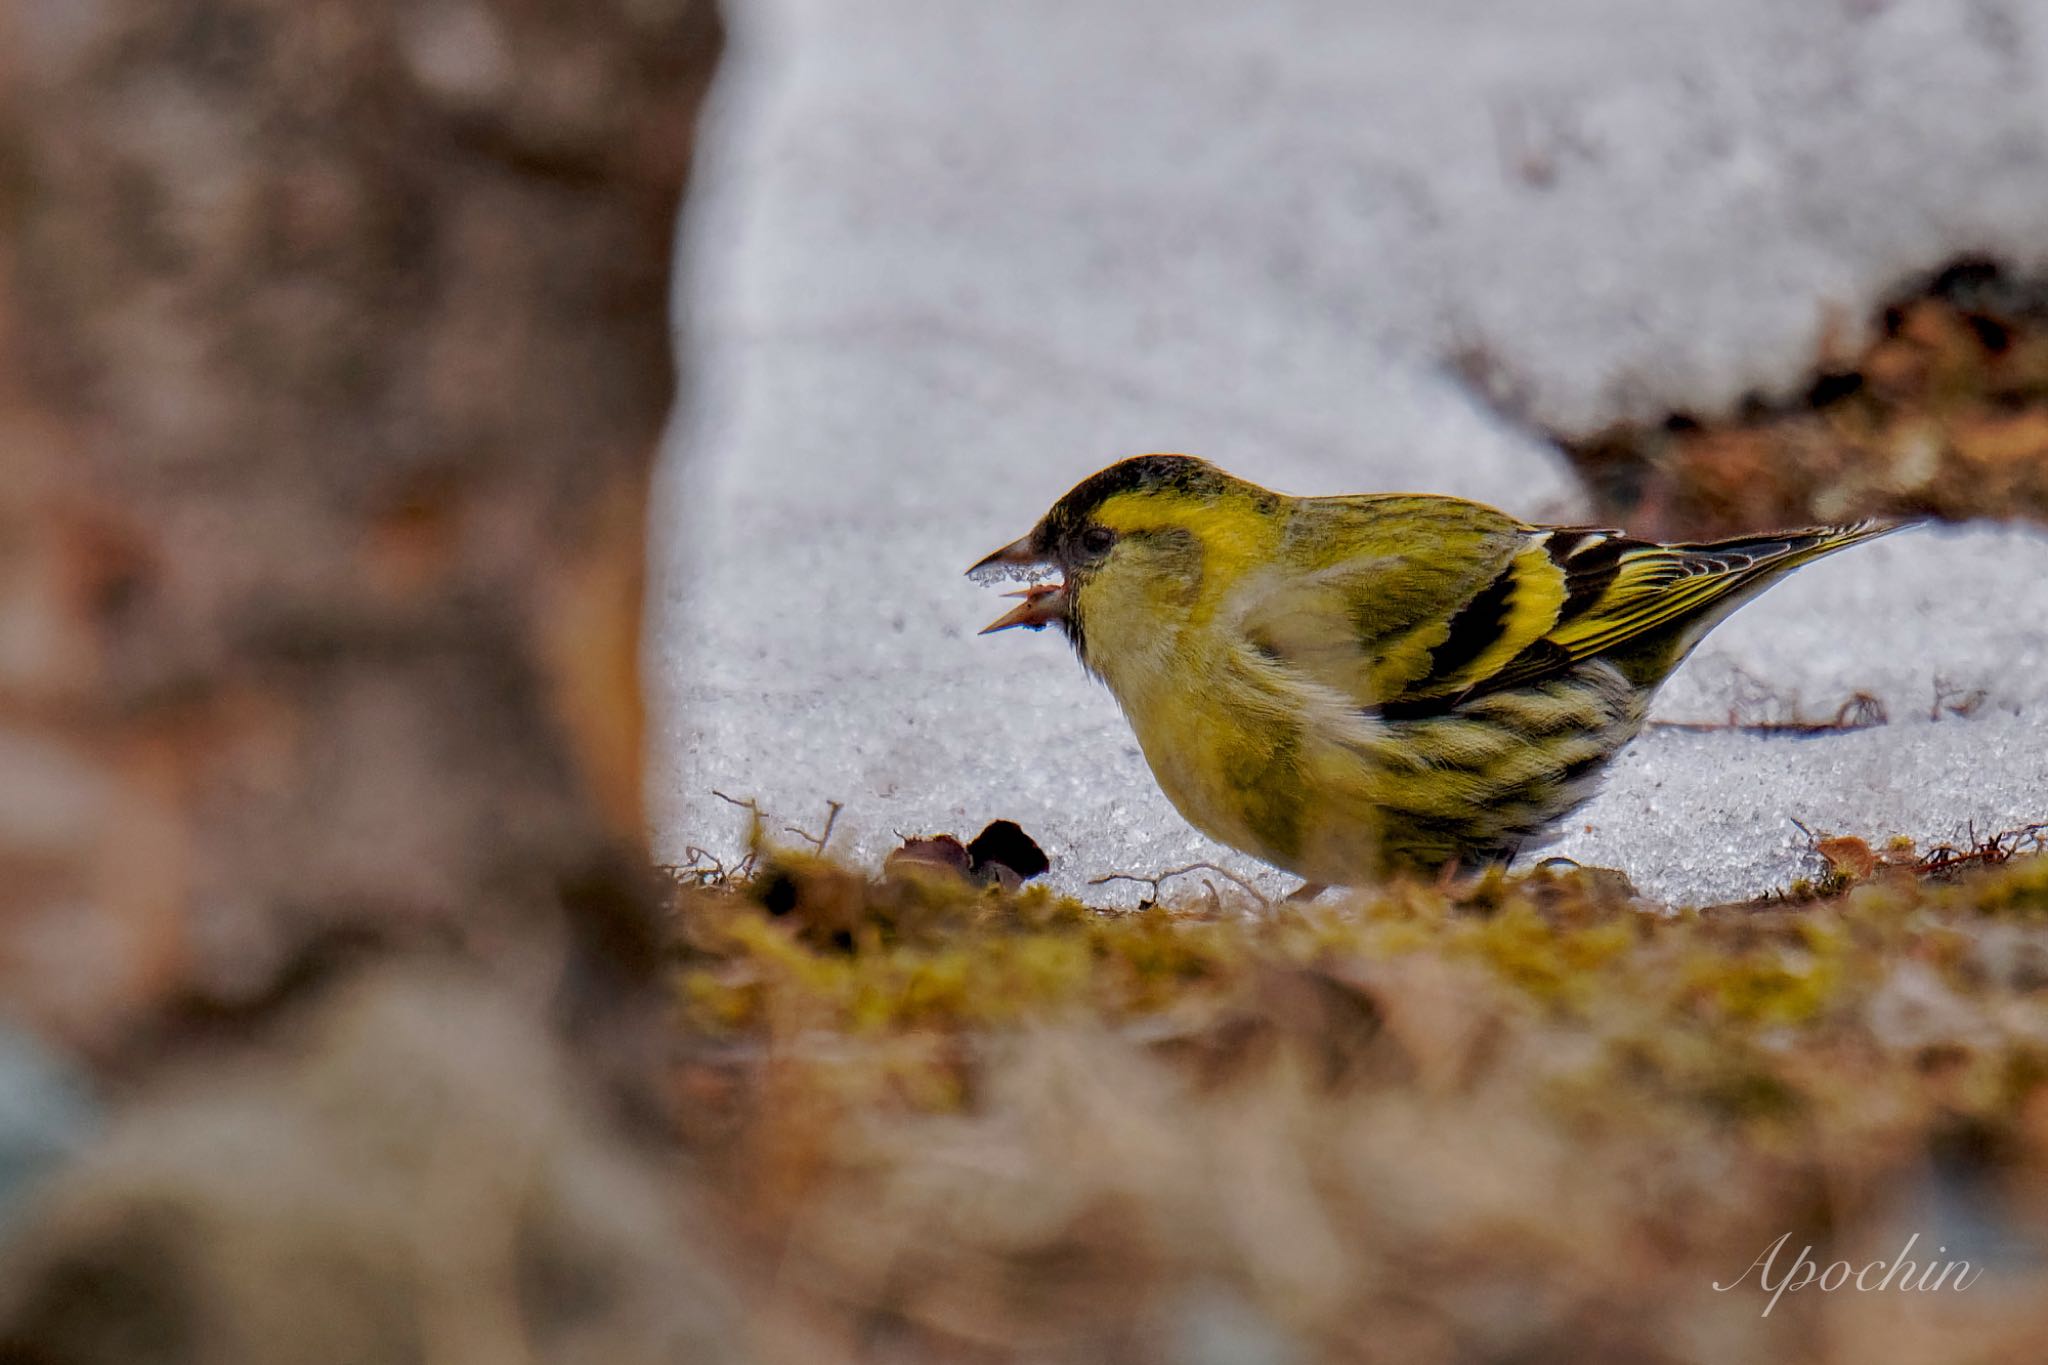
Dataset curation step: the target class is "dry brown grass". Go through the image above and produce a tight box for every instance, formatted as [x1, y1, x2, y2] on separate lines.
[654, 844, 2048, 1363]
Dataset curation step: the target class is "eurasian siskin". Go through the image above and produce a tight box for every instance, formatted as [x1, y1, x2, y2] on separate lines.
[972, 454, 1899, 891]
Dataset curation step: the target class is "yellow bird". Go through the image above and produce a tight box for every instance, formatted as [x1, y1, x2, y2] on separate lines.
[971, 454, 1900, 893]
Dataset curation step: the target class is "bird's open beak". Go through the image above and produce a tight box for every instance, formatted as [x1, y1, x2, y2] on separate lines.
[968, 533, 1043, 577]
[968, 533, 1067, 633]
[978, 583, 1068, 634]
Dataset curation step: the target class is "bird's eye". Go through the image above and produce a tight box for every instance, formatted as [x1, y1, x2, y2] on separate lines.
[1079, 526, 1116, 557]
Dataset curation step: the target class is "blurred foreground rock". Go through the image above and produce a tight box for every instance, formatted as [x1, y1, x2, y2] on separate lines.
[0, 0, 718, 1049]
[0, 968, 737, 1365]
[0, 2, 726, 1358]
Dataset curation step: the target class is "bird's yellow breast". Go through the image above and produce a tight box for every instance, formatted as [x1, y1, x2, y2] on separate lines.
[1073, 501, 1399, 881]
[1103, 643, 1309, 866]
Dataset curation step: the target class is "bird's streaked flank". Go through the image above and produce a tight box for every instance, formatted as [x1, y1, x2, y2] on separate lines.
[972, 454, 1902, 892]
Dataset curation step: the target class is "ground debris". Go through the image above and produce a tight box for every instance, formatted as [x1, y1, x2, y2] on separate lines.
[1915, 821, 2048, 877]
[1651, 669, 1889, 735]
[1559, 257, 2048, 536]
[883, 820, 1052, 890]
[1089, 861, 1273, 911]
[663, 844, 2048, 1360]
[966, 819, 1052, 884]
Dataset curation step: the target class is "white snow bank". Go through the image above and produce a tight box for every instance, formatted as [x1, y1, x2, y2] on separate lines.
[652, 0, 2048, 906]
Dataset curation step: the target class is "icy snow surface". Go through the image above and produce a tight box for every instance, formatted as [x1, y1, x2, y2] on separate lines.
[652, 0, 2048, 907]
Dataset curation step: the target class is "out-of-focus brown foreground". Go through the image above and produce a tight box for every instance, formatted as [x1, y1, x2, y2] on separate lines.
[0, 0, 715, 1052]
[0, 0, 730, 1359]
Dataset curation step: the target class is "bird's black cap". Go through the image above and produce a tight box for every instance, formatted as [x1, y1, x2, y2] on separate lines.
[1037, 454, 1231, 547]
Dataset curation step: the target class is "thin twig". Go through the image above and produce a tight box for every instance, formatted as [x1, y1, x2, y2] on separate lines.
[1914, 821, 2048, 876]
[1930, 675, 1988, 722]
[659, 843, 760, 888]
[1650, 690, 1887, 735]
[1090, 862, 1272, 911]
[785, 799, 844, 854]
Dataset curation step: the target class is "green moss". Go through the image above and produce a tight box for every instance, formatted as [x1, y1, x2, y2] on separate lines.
[1976, 853, 2048, 915]
[1456, 899, 1640, 1006]
[670, 848, 2048, 1150]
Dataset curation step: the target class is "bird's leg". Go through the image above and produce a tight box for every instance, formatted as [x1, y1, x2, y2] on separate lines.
[1435, 854, 1515, 906]
[1285, 881, 1329, 903]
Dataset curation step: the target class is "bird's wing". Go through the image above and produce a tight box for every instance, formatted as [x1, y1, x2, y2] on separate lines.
[1238, 498, 1898, 714]
[1233, 495, 1568, 710]
[1473, 521, 1901, 696]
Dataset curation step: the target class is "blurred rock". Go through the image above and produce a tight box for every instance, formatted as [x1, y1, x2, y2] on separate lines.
[0, 0, 720, 1050]
[0, 967, 738, 1365]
